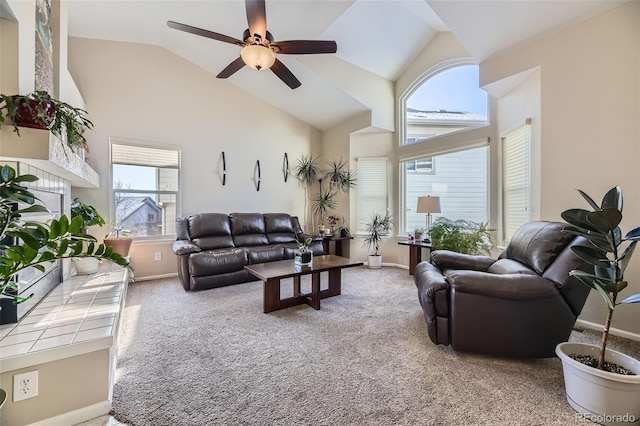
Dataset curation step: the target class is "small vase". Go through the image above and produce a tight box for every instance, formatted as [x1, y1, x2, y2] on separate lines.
[295, 249, 313, 266]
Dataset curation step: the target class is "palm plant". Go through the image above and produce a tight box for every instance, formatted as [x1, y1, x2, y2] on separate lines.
[561, 186, 640, 370]
[362, 212, 394, 256]
[294, 155, 355, 229]
[0, 165, 130, 305]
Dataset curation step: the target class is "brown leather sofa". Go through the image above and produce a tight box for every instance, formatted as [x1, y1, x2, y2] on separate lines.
[413, 221, 592, 358]
[173, 213, 323, 291]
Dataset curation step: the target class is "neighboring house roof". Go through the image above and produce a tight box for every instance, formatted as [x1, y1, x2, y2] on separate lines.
[407, 108, 487, 126]
[116, 196, 162, 223]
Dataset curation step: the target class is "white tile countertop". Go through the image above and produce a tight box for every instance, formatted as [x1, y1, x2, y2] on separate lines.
[0, 263, 130, 373]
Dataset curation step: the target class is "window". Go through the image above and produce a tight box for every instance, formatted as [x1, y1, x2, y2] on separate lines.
[110, 139, 180, 238]
[356, 157, 389, 233]
[399, 62, 490, 235]
[502, 123, 532, 242]
[402, 146, 488, 233]
[406, 158, 434, 174]
[403, 65, 488, 145]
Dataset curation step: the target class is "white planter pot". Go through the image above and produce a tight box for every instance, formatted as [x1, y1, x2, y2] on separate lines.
[368, 255, 382, 269]
[556, 342, 640, 425]
[73, 257, 99, 275]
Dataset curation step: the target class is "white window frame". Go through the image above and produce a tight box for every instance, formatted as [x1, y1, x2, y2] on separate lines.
[109, 137, 181, 241]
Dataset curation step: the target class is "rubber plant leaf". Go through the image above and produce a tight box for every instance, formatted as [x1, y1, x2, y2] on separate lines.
[570, 246, 610, 268]
[577, 189, 600, 210]
[600, 186, 622, 211]
[586, 208, 622, 233]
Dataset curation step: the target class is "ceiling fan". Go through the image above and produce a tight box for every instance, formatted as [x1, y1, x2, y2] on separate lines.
[167, 0, 337, 89]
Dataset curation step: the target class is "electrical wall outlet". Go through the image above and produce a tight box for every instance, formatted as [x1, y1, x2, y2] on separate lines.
[13, 370, 38, 402]
[154, 252, 162, 261]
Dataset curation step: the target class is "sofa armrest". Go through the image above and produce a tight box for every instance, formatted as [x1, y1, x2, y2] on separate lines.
[173, 240, 201, 256]
[446, 270, 559, 301]
[297, 232, 323, 243]
[431, 250, 496, 271]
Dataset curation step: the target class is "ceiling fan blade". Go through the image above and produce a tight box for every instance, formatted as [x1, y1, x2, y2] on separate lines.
[271, 58, 301, 89]
[272, 40, 337, 55]
[245, 0, 267, 41]
[167, 21, 244, 46]
[217, 57, 246, 79]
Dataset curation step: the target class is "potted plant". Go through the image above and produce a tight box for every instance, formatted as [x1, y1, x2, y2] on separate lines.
[104, 222, 133, 257]
[294, 236, 313, 266]
[414, 228, 425, 242]
[294, 155, 355, 231]
[0, 164, 130, 306]
[362, 212, 393, 269]
[70, 197, 106, 274]
[428, 217, 492, 255]
[0, 91, 93, 153]
[556, 186, 640, 423]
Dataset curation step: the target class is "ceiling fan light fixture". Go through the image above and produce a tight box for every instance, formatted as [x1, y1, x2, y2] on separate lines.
[241, 44, 276, 71]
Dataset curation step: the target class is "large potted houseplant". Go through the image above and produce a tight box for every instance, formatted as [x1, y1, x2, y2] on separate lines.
[556, 186, 640, 424]
[70, 197, 106, 274]
[294, 155, 355, 232]
[0, 91, 93, 153]
[428, 217, 492, 255]
[0, 164, 130, 306]
[362, 212, 393, 269]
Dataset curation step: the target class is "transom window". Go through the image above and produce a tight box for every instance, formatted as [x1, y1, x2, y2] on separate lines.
[403, 65, 488, 145]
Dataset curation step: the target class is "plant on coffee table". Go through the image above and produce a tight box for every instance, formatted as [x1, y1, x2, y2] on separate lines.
[295, 236, 313, 266]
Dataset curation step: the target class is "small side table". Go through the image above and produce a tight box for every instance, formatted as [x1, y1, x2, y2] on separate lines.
[398, 240, 433, 275]
[322, 236, 354, 257]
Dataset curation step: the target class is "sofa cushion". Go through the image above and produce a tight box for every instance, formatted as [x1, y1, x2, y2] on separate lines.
[264, 213, 297, 244]
[487, 259, 537, 275]
[189, 248, 247, 276]
[231, 213, 269, 247]
[188, 213, 234, 250]
[247, 245, 285, 264]
[503, 221, 575, 275]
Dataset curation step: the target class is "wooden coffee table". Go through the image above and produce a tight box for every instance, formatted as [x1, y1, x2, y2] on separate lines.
[244, 255, 363, 313]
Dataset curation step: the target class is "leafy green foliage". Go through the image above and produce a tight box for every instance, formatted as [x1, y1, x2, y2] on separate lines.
[294, 155, 355, 226]
[428, 218, 492, 255]
[0, 91, 93, 152]
[561, 186, 640, 369]
[71, 197, 105, 229]
[362, 212, 394, 256]
[0, 165, 131, 305]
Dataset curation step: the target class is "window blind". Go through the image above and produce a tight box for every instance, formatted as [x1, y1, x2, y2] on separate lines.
[502, 124, 532, 242]
[111, 143, 180, 168]
[357, 157, 389, 233]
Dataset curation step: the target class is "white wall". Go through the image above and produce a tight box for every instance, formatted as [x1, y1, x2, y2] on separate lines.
[68, 37, 322, 278]
[481, 2, 640, 335]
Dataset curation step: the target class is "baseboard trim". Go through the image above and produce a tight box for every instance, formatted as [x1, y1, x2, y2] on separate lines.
[575, 319, 640, 342]
[134, 272, 178, 282]
[27, 400, 111, 426]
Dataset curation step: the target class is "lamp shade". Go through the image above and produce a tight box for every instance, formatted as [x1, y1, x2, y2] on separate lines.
[241, 45, 276, 71]
[416, 196, 441, 214]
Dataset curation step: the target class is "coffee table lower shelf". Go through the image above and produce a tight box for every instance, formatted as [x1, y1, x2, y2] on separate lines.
[244, 255, 363, 313]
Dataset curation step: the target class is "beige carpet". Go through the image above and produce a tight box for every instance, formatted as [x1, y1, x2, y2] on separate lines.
[111, 266, 638, 425]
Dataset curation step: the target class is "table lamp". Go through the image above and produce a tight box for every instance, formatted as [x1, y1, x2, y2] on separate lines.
[416, 195, 441, 242]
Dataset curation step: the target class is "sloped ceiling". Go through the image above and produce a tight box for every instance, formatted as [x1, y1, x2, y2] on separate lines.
[66, 0, 626, 130]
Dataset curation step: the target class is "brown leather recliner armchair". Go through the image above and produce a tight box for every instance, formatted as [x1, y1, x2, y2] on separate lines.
[414, 221, 592, 358]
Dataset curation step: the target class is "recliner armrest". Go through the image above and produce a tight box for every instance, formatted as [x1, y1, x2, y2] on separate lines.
[446, 270, 558, 301]
[297, 232, 323, 243]
[431, 250, 496, 271]
[173, 240, 202, 256]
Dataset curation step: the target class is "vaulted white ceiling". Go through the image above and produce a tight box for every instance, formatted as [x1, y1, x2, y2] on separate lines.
[66, 0, 626, 130]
